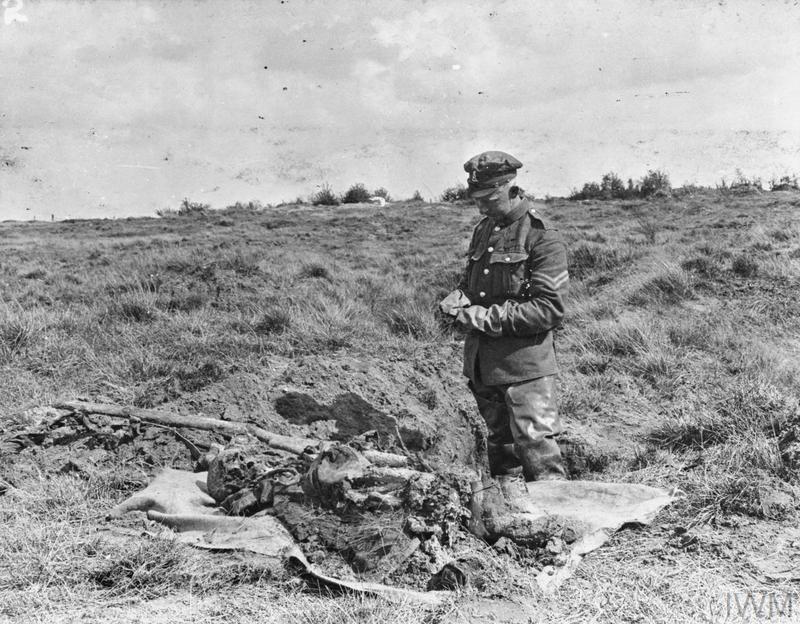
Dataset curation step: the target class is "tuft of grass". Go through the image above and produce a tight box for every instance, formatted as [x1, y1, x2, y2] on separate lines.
[88, 539, 194, 598]
[647, 407, 732, 451]
[114, 292, 159, 323]
[768, 227, 793, 242]
[665, 318, 720, 351]
[634, 425, 794, 524]
[583, 231, 607, 243]
[218, 250, 261, 276]
[172, 359, 227, 392]
[0, 306, 44, 363]
[646, 377, 797, 452]
[159, 290, 209, 313]
[632, 214, 659, 244]
[686, 471, 778, 523]
[580, 317, 652, 357]
[298, 263, 332, 281]
[290, 297, 367, 353]
[21, 268, 47, 280]
[557, 372, 612, 419]
[680, 255, 722, 279]
[679, 435, 794, 523]
[629, 349, 683, 390]
[628, 264, 693, 305]
[0, 319, 36, 359]
[731, 254, 758, 277]
[568, 242, 639, 280]
[383, 300, 441, 341]
[427, 267, 463, 299]
[252, 306, 292, 335]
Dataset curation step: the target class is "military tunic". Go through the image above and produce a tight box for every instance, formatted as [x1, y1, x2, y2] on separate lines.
[459, 199, 569, 385]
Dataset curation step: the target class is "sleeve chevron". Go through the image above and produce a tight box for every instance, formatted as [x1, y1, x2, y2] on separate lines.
[531, 269, 569, 290]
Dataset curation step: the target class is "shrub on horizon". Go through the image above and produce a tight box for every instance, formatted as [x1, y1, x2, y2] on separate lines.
[225, 200, 263, 212]
[440, 184, 469, 202]
[569, 182, 602, 201]
[178, 198, 210, 216]
[157, 198, 210, 217]
[600, 172, 626, 199]
[342, 183, 372, 204]
[372, 187, 392, 201]
[770, 175, 800, 192]
[311, 184, 339, 206]
[569, 169, 671, 200]
[639, 170, 671, 197]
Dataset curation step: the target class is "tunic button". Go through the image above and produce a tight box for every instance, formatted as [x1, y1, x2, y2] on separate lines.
[483, 268, 489, 275]
[479, 291, 485, 298]
[487, 246, 494, 252]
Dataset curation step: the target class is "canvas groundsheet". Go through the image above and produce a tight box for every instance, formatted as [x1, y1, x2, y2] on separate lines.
[110, 467, 674, 598]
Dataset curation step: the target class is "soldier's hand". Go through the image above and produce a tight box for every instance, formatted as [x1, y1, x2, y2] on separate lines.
[454, 304, 504, 337]
[438, 289, 471, 317]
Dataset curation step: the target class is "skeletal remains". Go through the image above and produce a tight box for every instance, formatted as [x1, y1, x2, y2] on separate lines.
[5, 400, 673, 595]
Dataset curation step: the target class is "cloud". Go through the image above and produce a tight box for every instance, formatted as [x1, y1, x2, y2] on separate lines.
[2, 0, 800, 220]
[371, 0, 800, 111]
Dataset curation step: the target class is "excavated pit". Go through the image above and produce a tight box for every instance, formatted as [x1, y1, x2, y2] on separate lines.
[1, 359, 665, 595]
[1, 398, 617, 594]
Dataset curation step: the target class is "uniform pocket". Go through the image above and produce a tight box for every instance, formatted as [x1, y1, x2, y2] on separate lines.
[469, 224, 492, 261]
[489, 251, 528, 295]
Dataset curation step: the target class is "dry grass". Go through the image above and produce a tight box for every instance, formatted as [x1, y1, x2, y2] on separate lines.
[2, 192, 800, 622]
[0, 472, 448, 623]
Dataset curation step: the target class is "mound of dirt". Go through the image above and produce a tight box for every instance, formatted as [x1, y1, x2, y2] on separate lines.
[2, 350, 664, 598]
[160, 352, 485, 469]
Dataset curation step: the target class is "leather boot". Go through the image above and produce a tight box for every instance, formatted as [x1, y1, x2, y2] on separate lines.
[470, 384, 518, 477]
[515, 437, 566, 481]
[506, 376, 567, 481]
[487, 442, 522, 476]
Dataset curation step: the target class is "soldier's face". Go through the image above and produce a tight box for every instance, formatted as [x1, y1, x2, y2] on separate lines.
[472, 184, 513, 219]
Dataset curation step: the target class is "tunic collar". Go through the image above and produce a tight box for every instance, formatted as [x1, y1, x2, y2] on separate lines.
[493, 201, 529, 228]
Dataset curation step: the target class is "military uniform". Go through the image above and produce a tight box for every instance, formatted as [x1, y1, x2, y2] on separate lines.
[442, 151, 569, 480]
[459, 202, 567, 385]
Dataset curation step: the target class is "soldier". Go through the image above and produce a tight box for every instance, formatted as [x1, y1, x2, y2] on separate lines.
[439, 151, 569, 481]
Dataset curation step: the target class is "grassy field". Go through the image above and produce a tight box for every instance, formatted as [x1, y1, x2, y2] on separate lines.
[1, 189, 800, 622]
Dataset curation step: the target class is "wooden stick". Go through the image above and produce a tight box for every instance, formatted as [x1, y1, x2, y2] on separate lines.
[53, 400, 409, 467]
[55, 400, 316, 454]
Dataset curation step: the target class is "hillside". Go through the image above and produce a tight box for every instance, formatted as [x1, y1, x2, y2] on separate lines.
[2, 190, 800, 622]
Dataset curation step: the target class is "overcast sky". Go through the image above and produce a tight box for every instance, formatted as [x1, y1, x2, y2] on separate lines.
[1, 0, 799, 220]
